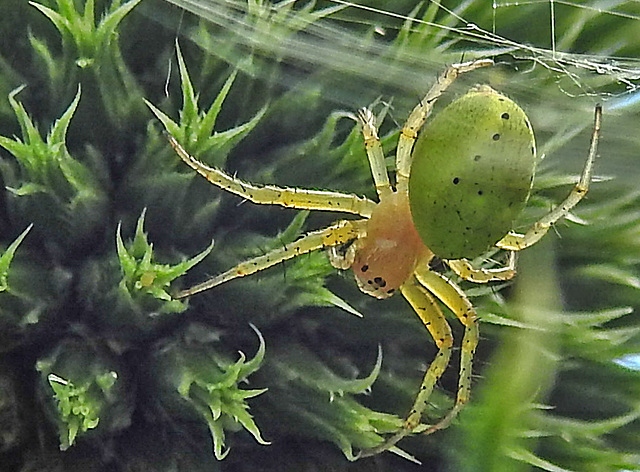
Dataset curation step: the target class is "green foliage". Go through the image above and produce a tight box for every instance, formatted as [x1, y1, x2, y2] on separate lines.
[0, 224, 71, 352]
[29, 0, 145, 122]
[0, 1, 639, 471]
[116, 209, 214, 311]
[0, 225, 32, 293]
[46, 372, 115, 450]
[36, 338, 134, 451]
[0, 85, 108, 255]
[151, 324, 268, 459]
[255, 342, 411, 461]
[29, 0, 142, 63]
[144, 43, 266, 167]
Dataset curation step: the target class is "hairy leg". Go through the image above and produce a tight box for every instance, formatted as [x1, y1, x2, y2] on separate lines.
[175, 219, 367, 298]
[395, 59, 494, 193]
[413, 264, 479, 434]
[446, 251, 517, 283]
[167, 134, 377, 217]
[497, 104, 602, 251]
[357, 276, 453, 458]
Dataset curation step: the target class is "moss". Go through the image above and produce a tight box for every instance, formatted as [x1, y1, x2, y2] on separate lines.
[0, 1, 639, 471]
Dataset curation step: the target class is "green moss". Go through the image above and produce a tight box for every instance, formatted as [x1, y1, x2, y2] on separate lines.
[0, 1, 639, 471]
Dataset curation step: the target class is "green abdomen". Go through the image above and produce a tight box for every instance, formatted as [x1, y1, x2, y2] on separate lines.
[408, 86, 536, 259]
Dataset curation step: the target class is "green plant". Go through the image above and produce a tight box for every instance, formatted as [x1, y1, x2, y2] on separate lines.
[0, 1, 639, 471]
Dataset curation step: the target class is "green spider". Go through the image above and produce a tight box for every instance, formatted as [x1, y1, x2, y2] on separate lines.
[165, 59, 602, 458]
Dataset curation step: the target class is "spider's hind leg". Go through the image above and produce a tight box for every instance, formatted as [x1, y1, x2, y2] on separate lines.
[395, 59, 494, 192]
[497, 104, 602, 251]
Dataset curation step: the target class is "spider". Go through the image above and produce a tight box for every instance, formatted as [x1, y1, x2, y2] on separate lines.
[164, 59, 602, 458]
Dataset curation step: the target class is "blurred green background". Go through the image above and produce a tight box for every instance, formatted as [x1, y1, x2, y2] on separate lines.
[0, 0, 639, 471]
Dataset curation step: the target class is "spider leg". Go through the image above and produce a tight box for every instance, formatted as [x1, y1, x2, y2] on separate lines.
[174, 219, 367, 298]
[446, 251, 517, 283]
[357, 275, 453, 459]
[497, 104, 602, 251]
[413, 264, 479, 435]
[167, 134, 377, 218]
[395, 59, 494, 193]
[357, 108, 393, 199]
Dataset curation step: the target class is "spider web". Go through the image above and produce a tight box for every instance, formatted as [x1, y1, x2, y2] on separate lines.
[158, 0, 640, 97]
[156, 0, 639, 185]
[357, 0, 640, 95]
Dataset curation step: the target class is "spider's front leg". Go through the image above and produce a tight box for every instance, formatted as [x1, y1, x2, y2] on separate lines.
[174, 219, 367, 298]
[394, 58, 494, 192]
[497, 104, 602, 251]
[167, 134, 377, 218]
[358, 261, 480, 459]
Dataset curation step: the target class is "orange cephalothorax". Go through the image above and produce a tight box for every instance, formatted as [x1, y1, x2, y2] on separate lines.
[352, 192, 432, 299]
